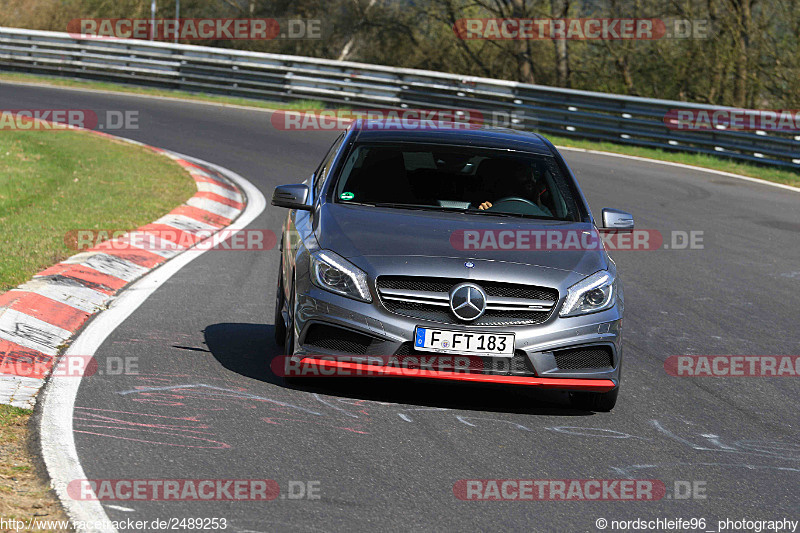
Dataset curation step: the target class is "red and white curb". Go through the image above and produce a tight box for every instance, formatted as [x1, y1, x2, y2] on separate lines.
[0, 135, 245, 408]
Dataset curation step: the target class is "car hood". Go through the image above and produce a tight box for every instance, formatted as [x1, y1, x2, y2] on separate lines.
[316, 203, 607, 276]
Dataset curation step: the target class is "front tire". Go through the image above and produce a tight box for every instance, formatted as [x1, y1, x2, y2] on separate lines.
[283, 277, 296, 355]
[273, 255, 287, 346]
[569, 387, 619, 412]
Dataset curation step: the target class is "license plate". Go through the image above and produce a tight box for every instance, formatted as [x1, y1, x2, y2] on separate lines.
[414, 327, 514, 356]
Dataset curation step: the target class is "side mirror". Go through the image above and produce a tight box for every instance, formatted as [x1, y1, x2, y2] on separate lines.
[602, 208, 634, 230]
[272, 184, 311, 210]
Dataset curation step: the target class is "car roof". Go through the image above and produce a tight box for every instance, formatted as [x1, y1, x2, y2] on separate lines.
[349, 120, 555, 156]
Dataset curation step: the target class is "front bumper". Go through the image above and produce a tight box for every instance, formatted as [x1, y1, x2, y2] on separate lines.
[290, 285, 622, 389]
[286, 356, 616, 391]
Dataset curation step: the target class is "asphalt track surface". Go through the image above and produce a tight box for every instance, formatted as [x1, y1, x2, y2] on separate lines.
[3, 82, 799, 532]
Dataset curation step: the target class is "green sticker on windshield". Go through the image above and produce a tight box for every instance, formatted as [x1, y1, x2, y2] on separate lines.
[340, 192, 355, 201]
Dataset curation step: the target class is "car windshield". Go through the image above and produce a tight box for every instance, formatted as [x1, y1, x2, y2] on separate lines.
[333, 143, 582, 221]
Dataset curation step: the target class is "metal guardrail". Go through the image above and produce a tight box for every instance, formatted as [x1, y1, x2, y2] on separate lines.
[0, 27, 797, 170]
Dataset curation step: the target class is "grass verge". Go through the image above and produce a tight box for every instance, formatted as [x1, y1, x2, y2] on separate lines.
[0, 405, 70, 531]
[1, 126, 196, 530]
[0, 127, 196, 293]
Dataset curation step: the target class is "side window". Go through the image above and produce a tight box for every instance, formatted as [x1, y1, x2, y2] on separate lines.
[314, 133, 344, 201]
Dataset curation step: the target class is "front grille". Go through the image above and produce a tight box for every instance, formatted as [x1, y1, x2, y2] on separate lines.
[553, 346, 614, 370]
[393, 344, 536, 376]
[376, 276, 558, 326]
[378, 277, 557, 301]
[379, 278, 453, 293]
[302, 324, 392, 355]
[380, 301, 551, 326]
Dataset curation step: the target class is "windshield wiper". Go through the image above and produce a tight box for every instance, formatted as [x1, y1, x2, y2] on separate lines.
[469, 210, 554, 220]
[353, 202, 560, 221]
[369, 203, 463, 212]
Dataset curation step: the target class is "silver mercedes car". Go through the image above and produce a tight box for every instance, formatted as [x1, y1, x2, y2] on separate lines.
[272, 121, 633, 411]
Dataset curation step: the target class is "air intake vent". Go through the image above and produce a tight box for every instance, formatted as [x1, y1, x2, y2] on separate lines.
[302, 324, 389, 355]
[553, 346, 614, 370]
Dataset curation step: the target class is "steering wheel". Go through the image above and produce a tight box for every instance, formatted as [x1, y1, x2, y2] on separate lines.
[484, 196, 552, 217]
[485, 196, 537, 210]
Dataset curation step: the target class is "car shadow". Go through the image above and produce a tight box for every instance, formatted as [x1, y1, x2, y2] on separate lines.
[203, 322, 283, 384]
[204, 322, 594, 417]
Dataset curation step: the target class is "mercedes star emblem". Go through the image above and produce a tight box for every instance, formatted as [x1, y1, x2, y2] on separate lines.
[449, 283, 487, 321]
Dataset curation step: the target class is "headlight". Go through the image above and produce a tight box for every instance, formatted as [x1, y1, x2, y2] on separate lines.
[559, 270, 616, 317]
[309, 250, 372, 302]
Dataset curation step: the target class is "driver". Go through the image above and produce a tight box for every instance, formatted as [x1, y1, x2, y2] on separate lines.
[476, 159, 545, 211]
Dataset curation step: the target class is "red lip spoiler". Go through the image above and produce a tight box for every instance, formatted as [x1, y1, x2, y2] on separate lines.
[293, 357, 617, 392]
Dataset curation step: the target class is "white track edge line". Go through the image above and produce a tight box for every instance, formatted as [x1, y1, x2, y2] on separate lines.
[556, 146, 800, 193]
[37, 157, 266, 533]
